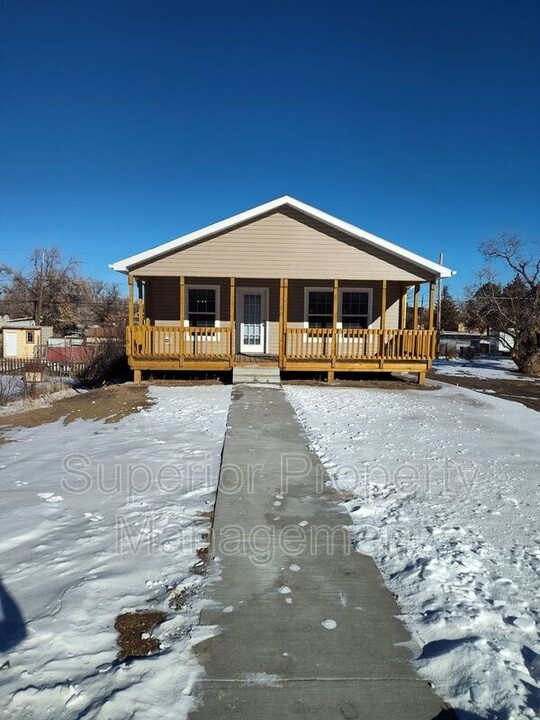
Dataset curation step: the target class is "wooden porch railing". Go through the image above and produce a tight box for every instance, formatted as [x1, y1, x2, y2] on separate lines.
[284, 328, 437, 361]
[127, 325, 233, 359]
[126, 326, 437, 363]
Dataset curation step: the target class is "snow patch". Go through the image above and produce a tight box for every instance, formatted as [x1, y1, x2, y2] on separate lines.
[0, 385, 232, 719]
[433, 357, 535, 381]
[321, 618, 337, 630]
[286, 383, 540, 719]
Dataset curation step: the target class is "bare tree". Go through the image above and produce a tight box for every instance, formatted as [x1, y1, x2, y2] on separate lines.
[78, 279, 127, 326]
[465, 234, 540, 375]
[0, 248, 127, 334]
[0, 248, 80, 330]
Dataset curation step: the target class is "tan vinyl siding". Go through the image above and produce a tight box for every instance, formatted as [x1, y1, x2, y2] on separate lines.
[132, 209, 436, 282]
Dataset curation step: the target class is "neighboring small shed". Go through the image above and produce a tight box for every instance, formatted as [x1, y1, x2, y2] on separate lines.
[0, 319, 53, 359]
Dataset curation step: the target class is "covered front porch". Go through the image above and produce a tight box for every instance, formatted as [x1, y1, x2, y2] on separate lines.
[126, 275, 437, 383]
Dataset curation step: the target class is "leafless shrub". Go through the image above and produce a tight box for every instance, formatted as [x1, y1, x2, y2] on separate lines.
[0, 375, 25, 405]
[77, 337, 130, 386]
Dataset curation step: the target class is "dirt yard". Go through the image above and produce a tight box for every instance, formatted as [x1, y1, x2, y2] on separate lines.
[0, 384, 152, 442]
[428, 372, 540, 412]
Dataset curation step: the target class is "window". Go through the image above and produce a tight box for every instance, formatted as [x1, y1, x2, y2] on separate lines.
[187, 286, 218, 327]
[305, 287, 373, 328]
[27, 330, 34, 343]
[307, 290, 333, 327]
[341, 291, 370, 328]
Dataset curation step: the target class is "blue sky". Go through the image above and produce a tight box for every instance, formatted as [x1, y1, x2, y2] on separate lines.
[1, 0, 539, 297]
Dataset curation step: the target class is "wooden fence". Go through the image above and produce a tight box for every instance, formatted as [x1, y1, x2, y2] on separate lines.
[0, 357, 91, 378]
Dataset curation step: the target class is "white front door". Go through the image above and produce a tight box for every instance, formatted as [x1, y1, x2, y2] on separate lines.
[4, 331, 18, 357]
[238, 288, 268, 353]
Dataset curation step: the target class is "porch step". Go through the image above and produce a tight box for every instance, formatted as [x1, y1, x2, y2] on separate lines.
[232, 366, 281, 384]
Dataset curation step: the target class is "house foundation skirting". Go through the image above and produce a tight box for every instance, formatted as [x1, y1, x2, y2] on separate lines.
[128, 358, 430, 374]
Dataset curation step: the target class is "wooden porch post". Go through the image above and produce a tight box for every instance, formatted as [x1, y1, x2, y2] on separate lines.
[144, 279, 150, 325]
[400, 285, 407, 329]
[137, 279, 144, 326]
[229, 277, 235, 367]
[379, 279, 387, 368]
[428, 281, 436, 331]
[329, 279, 338, 382]
[427, 279, 437, 372]
[282, 279, 288, 370]
[413, 283, 420, 330]
[128, 275, 139, 382]
[128, 274, 134, 327]
[279, 279, 284, 368]
[179, 276, 185, 364]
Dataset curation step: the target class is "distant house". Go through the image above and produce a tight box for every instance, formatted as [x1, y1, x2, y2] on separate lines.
[110, 196, 455, 384]
[0, 318, 53, 359]
[84, 325, 120, 344]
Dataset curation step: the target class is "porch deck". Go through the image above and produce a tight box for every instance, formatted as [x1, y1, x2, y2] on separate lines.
[126, 325, 436, 378]
[234, 353, 280, 365]
[125, 275, 439, 383]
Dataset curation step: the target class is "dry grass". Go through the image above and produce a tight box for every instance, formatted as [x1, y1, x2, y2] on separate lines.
[0, 384, 153, 443]
[114, 610, 167, 661]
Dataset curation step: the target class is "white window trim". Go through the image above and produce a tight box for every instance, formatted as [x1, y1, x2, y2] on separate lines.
[184, 284, 221, 327]
[303, 286, 374, 328]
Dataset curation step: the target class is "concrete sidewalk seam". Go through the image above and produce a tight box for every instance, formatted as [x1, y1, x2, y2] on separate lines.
[199, 677, 430, 684]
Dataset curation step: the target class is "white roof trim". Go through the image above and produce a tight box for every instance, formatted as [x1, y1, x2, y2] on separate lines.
[110, 195, 455, 278]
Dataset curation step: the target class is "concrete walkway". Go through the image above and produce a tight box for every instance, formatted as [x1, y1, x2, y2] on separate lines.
[189, 385, 450, 719]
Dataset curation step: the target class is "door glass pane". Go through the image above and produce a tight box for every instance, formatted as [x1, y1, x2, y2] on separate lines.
[243, 294, 261, 323]
[243, 294, 262, 345]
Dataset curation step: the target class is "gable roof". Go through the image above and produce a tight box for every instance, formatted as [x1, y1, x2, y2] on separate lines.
[110, 195, 455, 278]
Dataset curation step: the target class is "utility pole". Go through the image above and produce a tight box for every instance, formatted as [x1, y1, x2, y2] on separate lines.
[436, 252, 444, 332]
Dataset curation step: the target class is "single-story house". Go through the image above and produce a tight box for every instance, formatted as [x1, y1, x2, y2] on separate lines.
[0, 318, 53, 359]
[110, 196, 455, 383]
[84, 325, 121, 344]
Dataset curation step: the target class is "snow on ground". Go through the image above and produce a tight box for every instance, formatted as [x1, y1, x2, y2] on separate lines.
[285, 384, 540, 719]
[0, 375, 78, 415]
[433, 356, 535, 381]
[0, 385, 231, 719]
